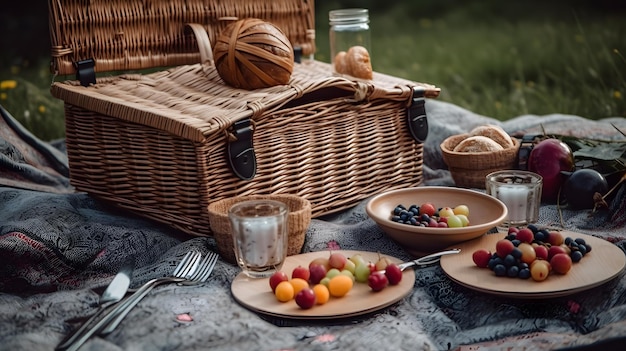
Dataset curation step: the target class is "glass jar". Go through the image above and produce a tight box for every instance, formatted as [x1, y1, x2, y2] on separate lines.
[329, 8, 371, 74]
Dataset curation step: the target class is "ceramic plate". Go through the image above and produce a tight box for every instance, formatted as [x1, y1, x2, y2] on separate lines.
[440, 231, 626, 298]
[231, 250, 416, 319]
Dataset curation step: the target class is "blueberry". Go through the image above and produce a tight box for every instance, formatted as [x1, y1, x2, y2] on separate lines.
[518, 268, 531, 279]
[571, 251, 583, 263]
[511, 248, 522, 259]
[507, 265, 519, 278]
[527, 224, 539, 234]
[494, 264, 507, 277]
[534, 231, 546, 242]
[504, 254, 517, 267]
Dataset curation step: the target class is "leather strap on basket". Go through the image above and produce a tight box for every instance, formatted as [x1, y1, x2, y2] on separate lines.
[407, 87, 428, 143]
[186, 23, 257, 180]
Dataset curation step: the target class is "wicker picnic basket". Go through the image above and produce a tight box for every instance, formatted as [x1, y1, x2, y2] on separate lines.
[48, 0, 440, 237]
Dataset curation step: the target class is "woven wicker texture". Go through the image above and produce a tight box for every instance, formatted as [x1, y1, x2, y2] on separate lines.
[441, 134, 520, 189]
[49, 0, 441, 237]
[213, 18, 295, 89]
[208, 194, 311, 262]
[52, 59, 438, 237]
[49, 0, 315, 75]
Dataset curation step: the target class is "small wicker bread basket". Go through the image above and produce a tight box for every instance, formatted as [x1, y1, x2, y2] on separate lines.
[440, 134, 520, 189]
[208, 194, 311, 263]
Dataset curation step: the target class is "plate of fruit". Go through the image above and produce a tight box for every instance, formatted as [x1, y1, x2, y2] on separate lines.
[439, 226, 626, 298]
[230, 250, 416, 319]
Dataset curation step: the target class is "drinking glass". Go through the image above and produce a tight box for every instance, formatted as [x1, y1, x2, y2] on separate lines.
[229, 200, 288, 278]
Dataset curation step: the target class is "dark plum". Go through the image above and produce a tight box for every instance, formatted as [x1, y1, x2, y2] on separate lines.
[561, 169, 608, 210]
[528, 138, 575, 202]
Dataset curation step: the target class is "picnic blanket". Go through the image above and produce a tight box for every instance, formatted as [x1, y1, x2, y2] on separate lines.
[1, 100, 626, 351]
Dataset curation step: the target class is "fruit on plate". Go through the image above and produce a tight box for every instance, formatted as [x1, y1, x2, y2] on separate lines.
[474, 224, 590, 282]
[269, 251, 405, 308]
[292, 265, 310, 281]
[384, 263, 403, 285]
[328, 274, 354, 297]
[269, 271, 289, 293]
[274, 281, 295, 302]
[527, 138, 575, 202]
[308, 262, 328, 285]
[367, 271, 388, 292]
[295, 288, 317, 309]
[472, 249, 491, 268]
[328, 252, 348, 270]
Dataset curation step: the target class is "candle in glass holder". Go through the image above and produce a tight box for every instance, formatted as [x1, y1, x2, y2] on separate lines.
[486, 170, 543, 227]
[229, 200, 288, 278]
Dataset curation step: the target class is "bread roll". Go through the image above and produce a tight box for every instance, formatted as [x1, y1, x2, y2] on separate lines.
[333, 51, 349, 75]
[453, 136, 504, 153]
[469, 125, 514, 149]
[345, 46, 373, 80]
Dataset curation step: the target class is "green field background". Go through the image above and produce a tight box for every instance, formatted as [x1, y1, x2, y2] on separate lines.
[1, 0, 624, 141]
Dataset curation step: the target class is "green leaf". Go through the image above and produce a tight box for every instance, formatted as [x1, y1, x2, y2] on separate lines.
[573, 143, 626, 161]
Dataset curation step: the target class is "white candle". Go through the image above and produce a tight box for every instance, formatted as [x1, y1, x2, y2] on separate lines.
[498, 185, 529, 223]
[240, 216, 281, 267]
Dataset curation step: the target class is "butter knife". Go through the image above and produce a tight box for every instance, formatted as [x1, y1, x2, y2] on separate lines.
[56, 258, 134, 350]
[379, 248, 461, 274]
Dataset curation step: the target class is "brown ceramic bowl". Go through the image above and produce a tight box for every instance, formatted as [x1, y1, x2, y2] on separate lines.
[366, 186, 507, 256]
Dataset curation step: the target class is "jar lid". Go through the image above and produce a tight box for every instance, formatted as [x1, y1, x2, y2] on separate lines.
[329, 8, 369, 25]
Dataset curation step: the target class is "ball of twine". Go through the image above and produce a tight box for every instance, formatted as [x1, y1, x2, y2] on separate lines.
[213, 18, 294, 90]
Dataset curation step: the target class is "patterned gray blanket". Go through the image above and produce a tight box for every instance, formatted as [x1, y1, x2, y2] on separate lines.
[1, 100, 626, 351]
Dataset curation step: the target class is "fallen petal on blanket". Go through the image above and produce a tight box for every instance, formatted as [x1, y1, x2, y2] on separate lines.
[175, 313, 193, 322]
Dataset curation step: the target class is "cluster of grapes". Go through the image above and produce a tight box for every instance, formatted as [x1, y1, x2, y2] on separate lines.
[390, 203, 470, 228]
[506, 224, 592, 263]
[473, 225, 591, 282]
[487, 248, 532, 279]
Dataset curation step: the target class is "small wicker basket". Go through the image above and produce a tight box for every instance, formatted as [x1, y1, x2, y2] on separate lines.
[208, 194, 311, 263]
[440, 134, 520, 189]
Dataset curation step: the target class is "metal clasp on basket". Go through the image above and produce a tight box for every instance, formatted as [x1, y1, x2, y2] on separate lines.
[227, 119, 257, 180]
[407, 87, 428, 143]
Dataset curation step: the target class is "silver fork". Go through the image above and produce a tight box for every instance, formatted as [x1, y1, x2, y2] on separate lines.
[100, 250, 219, 335]
[59, 251, 218, 351]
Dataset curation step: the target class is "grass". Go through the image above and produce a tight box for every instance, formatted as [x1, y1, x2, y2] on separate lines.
[1, 1, 625, 141]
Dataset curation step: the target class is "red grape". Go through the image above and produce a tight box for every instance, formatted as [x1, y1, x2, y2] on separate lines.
[384, 263, 403, 285]
[368, 271, 389, 292]
[472, 249, 491, 268]
[295, 288, 317, 309]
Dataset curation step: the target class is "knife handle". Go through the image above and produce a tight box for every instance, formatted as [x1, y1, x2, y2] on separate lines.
[55, 303, 112, 350]
[100, 277, 184, 335]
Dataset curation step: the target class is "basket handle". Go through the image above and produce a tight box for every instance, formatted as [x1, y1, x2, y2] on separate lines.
[185, 23, 215, 69]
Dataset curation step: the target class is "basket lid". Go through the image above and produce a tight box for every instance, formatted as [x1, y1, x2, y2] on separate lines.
[48, 0, 316, 76]
[50, 60, 440, 143]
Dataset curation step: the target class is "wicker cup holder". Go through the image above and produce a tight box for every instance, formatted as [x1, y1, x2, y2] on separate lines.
[208, 194, 312, 263]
